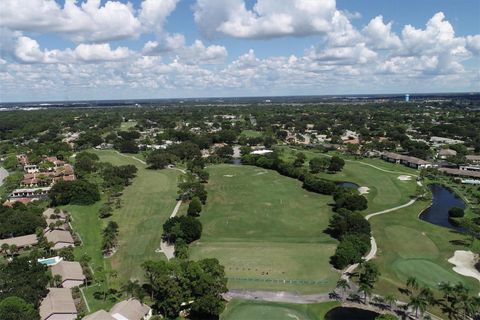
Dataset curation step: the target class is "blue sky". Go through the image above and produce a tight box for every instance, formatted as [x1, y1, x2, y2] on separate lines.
[0, 0, 479, 102]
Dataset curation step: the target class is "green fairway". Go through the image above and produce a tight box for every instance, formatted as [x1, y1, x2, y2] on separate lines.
[68, 150, 180, 287]
[369, 200, 479, 298]
[190, 164, 339, 293]
[276, 146, 418, 213]
[91, 150, 180, 283]
[221, 299, 340, 320]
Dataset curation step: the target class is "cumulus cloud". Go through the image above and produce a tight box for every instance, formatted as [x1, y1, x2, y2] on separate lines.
[14, 36, 132, 63]
[139, 0, 179, 34]
[0, 0, 141, 43]
[362, 16, 401, 49]
[194, 0, 338, 39]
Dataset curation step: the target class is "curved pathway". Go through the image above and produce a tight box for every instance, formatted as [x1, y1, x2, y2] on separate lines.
[224, 289, 331, 304]
[342, 198, 418, 279]
[114, 150, 146, 165]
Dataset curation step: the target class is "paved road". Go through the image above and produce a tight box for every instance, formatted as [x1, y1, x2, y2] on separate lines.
[224, 289, 331, 304]
[0, 167, 9, 186]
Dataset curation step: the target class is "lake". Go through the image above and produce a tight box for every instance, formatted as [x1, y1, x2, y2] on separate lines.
[324, 307, 379, 320]
[419, 184, 466, 230]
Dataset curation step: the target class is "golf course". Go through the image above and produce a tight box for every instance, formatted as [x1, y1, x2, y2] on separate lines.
[221, 300, 340, 320]
[190, 164, 340, 293]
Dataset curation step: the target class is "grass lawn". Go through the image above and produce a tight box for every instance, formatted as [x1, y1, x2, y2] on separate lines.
[241, 130, 264, 138]
[276, 146, 418, 213]
[90, 150, 180, 284]
[369, 200, 479, 307]
[190, 164, 340, 293]
[65, 150, 180, 311]
[221, 299, 340, 320]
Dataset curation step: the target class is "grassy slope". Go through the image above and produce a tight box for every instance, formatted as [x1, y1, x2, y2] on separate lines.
[221, 299, 340, 320]
[370, 200, 479, 296]
[277, 146, 418, 213]
[190, 164, 339, 293]
[65, 150, 179, 311]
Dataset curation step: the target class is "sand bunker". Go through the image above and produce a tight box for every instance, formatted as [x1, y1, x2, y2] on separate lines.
[223, 174, 234, 177]
[397, 175, 412, 181]
[358, 186, 370, 195]
[448, 250, 480, 282]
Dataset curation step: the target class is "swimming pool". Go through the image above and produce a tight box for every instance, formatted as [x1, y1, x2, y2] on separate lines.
[38, 256, 62, 266]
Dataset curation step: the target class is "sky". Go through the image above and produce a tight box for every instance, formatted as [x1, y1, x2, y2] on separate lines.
[0, 0, 479, 102]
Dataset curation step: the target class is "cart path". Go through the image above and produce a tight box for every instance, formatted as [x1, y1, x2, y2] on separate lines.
[342, 198, 418, 279]
[0, 167, 9, 186]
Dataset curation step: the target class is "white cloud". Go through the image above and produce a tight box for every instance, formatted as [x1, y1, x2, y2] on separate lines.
[0, 0, 141, 43]
[74, 43, 132, 62]
[14, 36, 132, 63]
[194, 0, 337, 39]
[139, 0, 179, 34]
[362, 16, 401, 49]
[466, 35, 480, 55]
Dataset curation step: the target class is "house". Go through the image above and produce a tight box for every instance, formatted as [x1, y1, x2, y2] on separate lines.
[109, 299, 152, 320]
[44, 208, 69, 230]
[45, 230, 75, 250]
[83, 299, 152, 320]
[381, 152, 432, 169]
[3, 197, 37, 207]
[430, 136, 464, 147]
[83, 310, 116, 320]
[438, 149, 457, 159]
[10, 187, 50, 198]
[24, 164, 39, 173]
[51, 261, 86, 288]
[466, 155, 480, 164]
[0, 234, 38, 249]
[39, 288, 77, 320]
[438, 168, 480, 181]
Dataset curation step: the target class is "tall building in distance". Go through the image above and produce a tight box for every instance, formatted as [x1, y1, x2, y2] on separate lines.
[405, 94, 410, 102]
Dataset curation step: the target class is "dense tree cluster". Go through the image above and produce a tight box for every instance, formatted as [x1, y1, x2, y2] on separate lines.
[162, 216, 202, 244]
[142, 258, 227, 319]
[328, 210, 372, 269]
[0, 204, 46, 239]
[333, 188, 368, 212]
[0, 257, 50, 307]
[102, 221, 119, 254]
[0, 296, 39, 320]
[49, 179, 100, 206]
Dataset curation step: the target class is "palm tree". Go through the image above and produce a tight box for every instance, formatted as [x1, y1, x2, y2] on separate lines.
[384, 294, 397, 310]
[122, 280, 139, 298]
[9, 244, 18, 257]
[438, 282, 454, 301]
[1, 243, 9, 258]
[419, 287, 435, 306]
[406, 276, 419, 293]
[336, 279, 350, 300]
[408, 295, 427, 318]
[358, 282, 372, 304]
[52, 274, 63, 287]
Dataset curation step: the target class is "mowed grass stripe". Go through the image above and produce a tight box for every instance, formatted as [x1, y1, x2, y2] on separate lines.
[191, 164, 339, 293]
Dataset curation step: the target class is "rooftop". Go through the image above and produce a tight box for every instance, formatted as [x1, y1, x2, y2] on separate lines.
[51, 261, 85, 282]
[39, 288, 77, 320]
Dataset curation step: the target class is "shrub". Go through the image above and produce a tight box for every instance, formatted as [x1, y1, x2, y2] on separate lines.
[448, 207, 465, 218]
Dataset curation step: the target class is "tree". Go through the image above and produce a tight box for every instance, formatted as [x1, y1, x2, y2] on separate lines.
[52, 274, 63, 287]
[293, 152, 306, 167]
[146, 152, 171, 170]
[0, 257, 49, 306]
[358, 262, 380, 303]
[0, 296, 39, 320]
[384, 294, 397, 310]
[328, 156, 345, 172]
[2, 156, 19, 170]
[49, 179, 100, 206]
[336, 278, 350, 299]
[448, 207, 465, 218]
[187, 197, 202, 217]
[1, 243, 9, 258]
[408, 295, 427, 318]
[309, 157, 330, 173]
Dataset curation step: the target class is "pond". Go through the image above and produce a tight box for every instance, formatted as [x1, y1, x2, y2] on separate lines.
[324, 307, 379, 320]
[337, 181, 360, 189]
[419, 184, 466, 230]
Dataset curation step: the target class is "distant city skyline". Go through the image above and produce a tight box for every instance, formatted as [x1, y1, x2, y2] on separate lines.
[0, 0, 479, 102]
